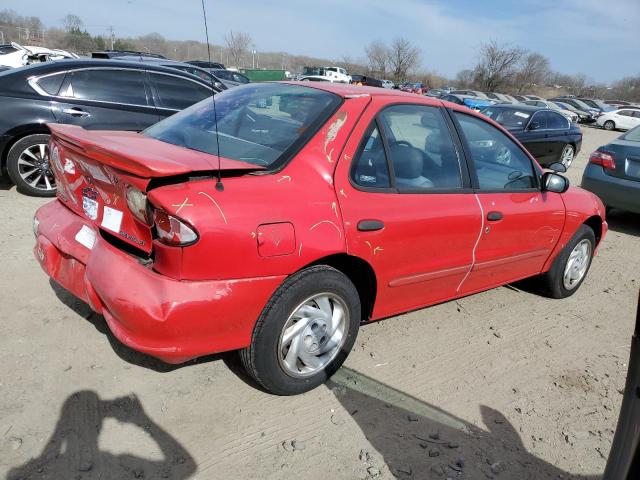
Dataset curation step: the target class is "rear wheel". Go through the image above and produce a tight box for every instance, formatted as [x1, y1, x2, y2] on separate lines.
[539, 225, 596, 298]
[560, 144, 575, 169]
[240, 266, 360, 395]
[6, 134, 56, 197]
[603, 120, 615, 131]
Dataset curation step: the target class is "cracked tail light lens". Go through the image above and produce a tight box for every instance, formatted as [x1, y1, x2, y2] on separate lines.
[589, 150, 616, 170]
[126, 186, 151, 224]
[153, 210, 198, 246]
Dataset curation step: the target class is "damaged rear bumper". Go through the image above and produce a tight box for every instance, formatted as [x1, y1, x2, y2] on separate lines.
[34, 200, 285, 364]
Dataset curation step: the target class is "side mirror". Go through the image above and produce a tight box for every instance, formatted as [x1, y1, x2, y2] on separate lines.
[542, 172, 569, 193]
[547, 162, 567, 173]
[528, 121, 541, 131]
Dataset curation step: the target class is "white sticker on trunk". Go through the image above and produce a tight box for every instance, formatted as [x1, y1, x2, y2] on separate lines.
[83, 196, 98, 220]
[101, 206, 123, 233]
[63, 159, 76, 174]
[75, 225, 96, 250]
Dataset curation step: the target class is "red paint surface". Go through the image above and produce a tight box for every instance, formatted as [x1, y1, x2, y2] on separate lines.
[35, 83, 607, 363]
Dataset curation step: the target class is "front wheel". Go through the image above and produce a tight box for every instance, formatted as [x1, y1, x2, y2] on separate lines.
[603, 120, 615, 131]
[560, 144, 575, 169]
[240, 266, 361, 395]
[539, 225, 596, 298]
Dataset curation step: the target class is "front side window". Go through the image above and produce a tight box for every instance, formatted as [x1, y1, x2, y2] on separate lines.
[149, 73, 212, 110]
[618, 110, 633, 117]
[144, 83, 341, 169]
[546, 111, 568, 129]
[65, 69, 148, 105]
[455, 112, 536, 190]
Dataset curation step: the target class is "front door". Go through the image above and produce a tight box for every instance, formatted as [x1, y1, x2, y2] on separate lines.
[51, 68, 159, 131]
[334, 99, 482, 320]
[451, 111, 565, 294]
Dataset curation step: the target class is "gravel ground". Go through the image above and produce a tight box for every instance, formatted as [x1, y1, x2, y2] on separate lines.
[1, 126, 638, 480]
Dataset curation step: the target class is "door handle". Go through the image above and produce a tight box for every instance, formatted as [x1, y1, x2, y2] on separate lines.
[486, 211, 503, 221]
[357, 220, 385, 231]
[62, 108, 90, 118]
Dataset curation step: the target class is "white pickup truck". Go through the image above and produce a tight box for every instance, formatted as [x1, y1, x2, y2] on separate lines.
[300, 66, 351, 83]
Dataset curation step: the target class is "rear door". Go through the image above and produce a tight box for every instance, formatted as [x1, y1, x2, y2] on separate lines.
[335, 99, 482, 319]
[519, 110, 548, 161]
[51, 68, 158, 130]
[147, 71, 213, 118]
[451, 110, 565, 294]
[545, 110, 571, 163]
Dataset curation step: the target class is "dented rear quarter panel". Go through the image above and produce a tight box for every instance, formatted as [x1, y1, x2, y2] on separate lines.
[147, 96, 371, 281]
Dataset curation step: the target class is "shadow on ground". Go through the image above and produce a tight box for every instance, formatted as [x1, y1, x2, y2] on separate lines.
[606, 209, 640, 237]
[0, 176, 13, 191]
[329, 367, 600, 479]
[6, 391, 196, 480]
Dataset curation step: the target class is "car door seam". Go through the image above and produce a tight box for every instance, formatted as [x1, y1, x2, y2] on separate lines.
[456, 193, 484, 292]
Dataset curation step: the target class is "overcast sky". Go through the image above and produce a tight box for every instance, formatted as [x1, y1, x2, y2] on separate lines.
[4, 0, 638, 82]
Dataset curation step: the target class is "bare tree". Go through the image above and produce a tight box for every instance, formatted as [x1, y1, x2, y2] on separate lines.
[455, 69, 475, 88]
[514, 52, 550, 93]
[225, 30, 252, 68]
[62, 14, 83, 32]
[473, 40, 524, 91]
[364, 40, 390, 77]
[387, 37, 420, 83]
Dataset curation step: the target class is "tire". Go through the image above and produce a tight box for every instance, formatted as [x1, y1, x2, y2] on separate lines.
[6, 134, 55, 197]
[240, 266, 361, 395]
[539, 225, 596, 299]
[560, 144, 575, 169]
[603, 120, 615, 131]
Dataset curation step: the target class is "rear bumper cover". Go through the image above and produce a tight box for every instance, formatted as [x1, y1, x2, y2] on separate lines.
[34, 200, 285, 364]
[582, 164, 640, 214]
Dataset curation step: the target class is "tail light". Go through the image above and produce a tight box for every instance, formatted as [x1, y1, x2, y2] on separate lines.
[589, 150, 616, 170]
[126, 185, 151, 224]
[153, 210, 198, 246]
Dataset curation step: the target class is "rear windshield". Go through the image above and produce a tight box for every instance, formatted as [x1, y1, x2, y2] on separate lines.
[623, 126, 640, 142]
[482, 108, 531, 128]
[144, 83, 341, 169]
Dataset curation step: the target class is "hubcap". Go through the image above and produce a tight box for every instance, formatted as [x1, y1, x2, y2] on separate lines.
[17, 143, 56, 192]
[563, 239, 591, 290]
[278, 293, 349, 378]
[561, 146, 574, 168]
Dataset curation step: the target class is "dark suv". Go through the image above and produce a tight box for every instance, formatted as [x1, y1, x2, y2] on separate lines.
[0, 59, 221, 196]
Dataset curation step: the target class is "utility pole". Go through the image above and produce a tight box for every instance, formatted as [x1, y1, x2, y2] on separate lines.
[107, 26, 115, 50]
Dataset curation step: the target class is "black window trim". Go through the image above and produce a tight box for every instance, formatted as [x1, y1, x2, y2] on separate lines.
[40, 67, 154, 108]
[447, 108, 543, 194]
[348, 102, 473, 195]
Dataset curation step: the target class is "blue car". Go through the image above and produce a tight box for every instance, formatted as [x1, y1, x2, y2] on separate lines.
[441, 93, 494, 111]
[581, 125, 640, 214]
[480, 104, 582, 168]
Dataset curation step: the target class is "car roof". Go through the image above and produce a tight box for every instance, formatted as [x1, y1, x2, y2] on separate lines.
[484, 103, 543, 112]
[0, 59, 213, 82]
[283, 81, 433, 100]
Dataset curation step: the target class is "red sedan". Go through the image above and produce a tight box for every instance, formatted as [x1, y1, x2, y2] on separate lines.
[34, 82, 607, 395]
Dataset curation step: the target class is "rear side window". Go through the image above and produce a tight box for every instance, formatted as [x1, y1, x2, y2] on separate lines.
[380, 105, 463, 190]
[149, 73, 211, 110]
[351, 124, 390, 188]
[529, 111, 547, 130]
[64, 69, 148, 105]
[34, 72, 66, 95]
[455, 112, 536, 190]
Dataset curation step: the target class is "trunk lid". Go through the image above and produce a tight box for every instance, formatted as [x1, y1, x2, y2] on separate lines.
[48, 124, 263, 253]
[603, 139, 640, 183]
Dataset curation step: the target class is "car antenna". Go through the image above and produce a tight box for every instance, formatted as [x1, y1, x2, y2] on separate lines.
[201, 0, 224, 191]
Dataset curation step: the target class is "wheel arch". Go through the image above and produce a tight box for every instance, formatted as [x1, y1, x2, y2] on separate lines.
[583, 215, 603, 244]
[1, 124, 51, 170]
[302, 253, 377, 321]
